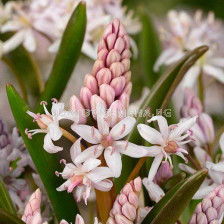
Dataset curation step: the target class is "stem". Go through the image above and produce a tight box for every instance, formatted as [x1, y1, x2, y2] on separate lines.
[207, 143, 213, 159]
[89, 200, 94, 224]
[185, 154, 201, 170]
[126, 157, 147, 183]
[59, 127, 77, 143]
[198, 71, 204, 107]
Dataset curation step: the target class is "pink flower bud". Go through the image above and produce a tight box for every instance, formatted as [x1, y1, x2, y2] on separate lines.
[154, 161, 173, 185]
[84, 74, 98, 95]
[98, 39, 107, 53]
[22, 189, 42, 224]
[100, 84, 115, 107]
[123, 71, 131, 84]
[119, 93, 130, 110]
[110, 62, 125, 78]
[70, 95, 86, 124]
[107, 100, 126, 127]
[92, 59, 104, 77]
[96, 68, 112, 85]
[123, 83, 132, 96]
[121, 49, 131, 60]
[110, 77, 126, 97]
[90, 95, 107, 119]
[80, 87, 92, 109]
[122, 59, 130, 72]
[103, 22, 113, 39]
[106, 49, 121, 67]
[98, 48, 109, 62]
[114, 37, 125, 54]
[106, 33, 117, 50]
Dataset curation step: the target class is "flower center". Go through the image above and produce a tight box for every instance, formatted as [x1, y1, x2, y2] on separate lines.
[37, 114, 53, 129]
[164, 141, 178, 153]
[101, 134, 114, 147]
[68, 175, 84, 193]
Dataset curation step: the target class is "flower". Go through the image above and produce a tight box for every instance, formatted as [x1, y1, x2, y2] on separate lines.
[138, 115, 197, 182]
[108, 177, 151, 224]
[72, 102, 148, 178]
[22, 188, 42, 224]
[26, 99, 78, 153]
[189, 184, 224, 224]
[154, 10, 224, 88]
[60, 214, 101, 224]
[56, 138, 114, 205]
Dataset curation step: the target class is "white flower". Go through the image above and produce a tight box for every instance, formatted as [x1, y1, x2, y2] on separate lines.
[60, 214, 101, 224]
[26, 99, 78, 153]
[154, 10, 224, 88]
[72, 102, 148, 178]
[137, 115, 197, 182]
[56, 138, 113, 205]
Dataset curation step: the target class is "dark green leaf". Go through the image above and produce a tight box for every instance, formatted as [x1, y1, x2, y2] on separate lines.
[35, 2, 86, 112]
[0, 209, 25, 224]
[142, 169, 207, 224]
[0, 177, 16, 214]
[6, 85, 79, 223]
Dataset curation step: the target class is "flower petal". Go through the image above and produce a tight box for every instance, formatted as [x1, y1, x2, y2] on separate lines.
[23, 29, 36, 52]
[43, 133, 63, 153]
[93, 179, 113, 191]
[48, 121, 62, 141]
[96, 102, 109, 135]
[179, 163, 196, 174]
[75, 214, 85, 224]
[70, 138, 82, 164]
[219, 133, 224, 155]
[137, 124, 164, 145]
[181, 65, 200, 88]
[71, 124, 101, 144]
[104, 148, 122, 178]
[56, 179, 71, 191]
[51, 102, 64, 117]
[110, 117, 136, 140]
[193, 184, 217, 200]
[82, 158, 101, 173]
[148, 153, 163, 182]
[203, 64, 224, 84]
[194, 147, 211, 168]
[87, 167, 114, 182]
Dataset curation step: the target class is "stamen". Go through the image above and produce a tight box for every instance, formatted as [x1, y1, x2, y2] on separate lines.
[40, 101, 47, 105]
[25, 128, 32, 139]
[55, 171, 60, 177]
[51, 98, 58, 103]
[124, 140, 128, 150]
[120, 124, 126, 135]
[60, 159, 66, 164]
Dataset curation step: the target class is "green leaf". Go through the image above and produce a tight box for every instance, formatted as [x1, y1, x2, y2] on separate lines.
[0, 177, 16, 214]
[142, 169, 207, 224]
[6, 85, 79, 223]
[1, 33, 44, 101]
[161, 172, 186, 193]
[139, 8, 161, 88]
[35, 2, 86, 112]
[0, 209, 25, 224]
[115, 46, 208, 191]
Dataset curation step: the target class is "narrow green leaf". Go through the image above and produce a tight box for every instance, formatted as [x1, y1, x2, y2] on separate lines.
[139, 8, 161, 88]
[142, 169, 207, 224]
[6, 85, 79, 223]
[115, 46, 208, 191]
[0, 33, 44, 100]
[0, 177, 16, 214]
[35, 2, 86, 112]
[161, 172, 186, 193]
[0, 209, 25, 224]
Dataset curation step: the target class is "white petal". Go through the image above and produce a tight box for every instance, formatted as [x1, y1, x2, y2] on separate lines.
[49, 39, 61, 53]
[43, 134, 63, 153]
[51, 102, 64, 117]
[143, 179, 165, 202]
[96, 102, 109, 135]
[219, 133, 224, 154]
[209, 57, 224, 68]
[148, 116, 169, 140]
[179, 163, 196, 174]
[181, 65, 200, 88]
[75, 214, 85, 224]
[148, 153, 163, 182]
[70, 138, 82, 164]
[56, 179, 71, 191]
[71, 124, 101, 144]
[137, 124, 164, 145]
[169, 116, 197, 140]
[164, 50, 185, 65]
[144, 146, 163, 157]
[48, 121, 62, 141]
[110, 117, 136, 140]
[60, 220, 69, 224]
[93, 179, 113, 191]
[203, 64, 224, 84]
[194, 147, 211, 168]
[113, 141, 148, 158]
[104, 148, 122, 178]
[23, 29, 36, 52]
[1, 21, 22, 32]
[74, 145, 104, 164]
[193, 184, 217, 199]
[87, 167, 114, 182]
[82, 158, 101, 173]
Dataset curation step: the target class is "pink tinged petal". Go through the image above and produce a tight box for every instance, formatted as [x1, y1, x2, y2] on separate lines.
[179, 163, 196, 174]
[106, 49, 121, 67]
[100, 84, 115, 107]
[71, 124, 101, 144]
[43, 133, 63, 153]
[114, 141, 148, 158]
[96, 68, 112, 85]
[92, 59, 104, 77]
[87, 167, 114, 182]
[123, 82, 132, 96]
[31, 213, 42, 224]
[203, 64, 224, 84]
[110, 117, 136, 140]
[60, 220, 69, 224]
[74, 145, 104, 164]
[220, 133, 224, 154]
[84, 74, 98, 95]
[137, 124, 164, 145]
[96, 102, 110, 135]
[169, 116, 198, 140]
[47, 121, 62, 141]
[90, 95, 107, 119]
[122, 202, 136, 221]
[75, 214, 85, 224]
[56, 179, 71, 192]
[148, 153, 164, 182]
[148, 116, 169, 140]
[24, 29, 36, 52]
[70, 138, 82, 164]
[104, 148, 122, 178]
[70, 95, 86, 124]
[115, 214, 133, 224]
[82, 158, 101, 173]
[143, 179, 165, 202]
[83, 184, 91, 205]
[123, 71, 131, 84]
[80, 87, 92, 109]
[110, 62, 125, 78]
[93, 179, 113, 191]
[110, 76, 126, 97]
[119, 93, 130, 110]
